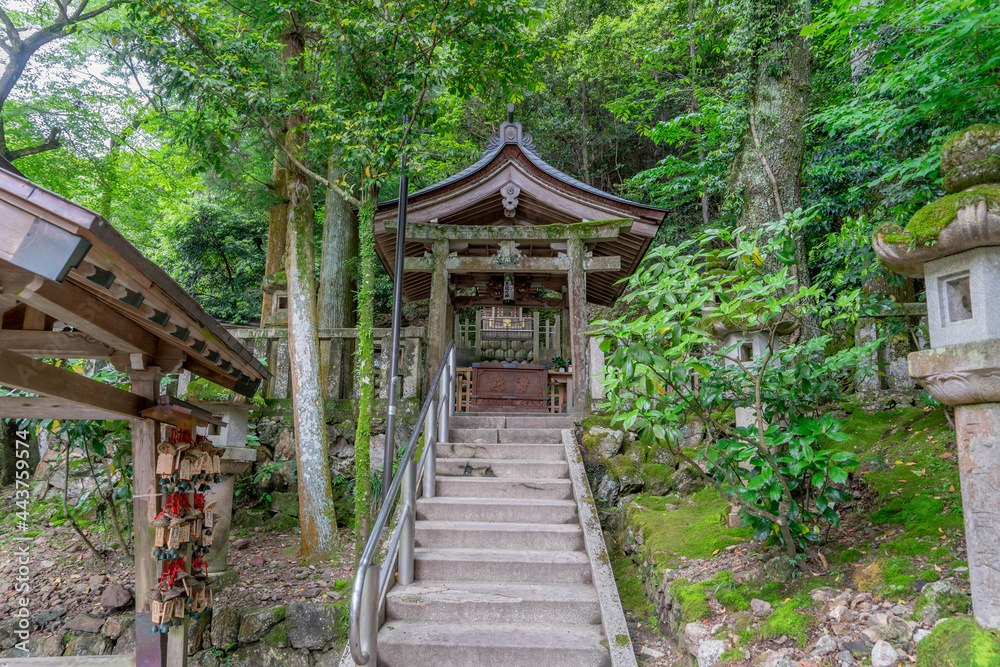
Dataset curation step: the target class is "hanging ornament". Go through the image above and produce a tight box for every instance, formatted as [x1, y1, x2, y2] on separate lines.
[503, 273, 515, 304]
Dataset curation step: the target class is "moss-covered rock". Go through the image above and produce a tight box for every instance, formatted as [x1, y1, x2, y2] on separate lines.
[941, 124, 1000, 174]
[270, 491, 299, 517]
[642, 463, 675, 496]
[646, 441, 678, 468]
[914, 580, 972, 625]
[606, 454, 643, 493]
[878, 185, 1000, 247]
[669, 578, 712, 625]
[671, 464, 705, 496]
[583, 425, 625, 459]
[943, 156, 1000, 194]
[916, 617, 1000, 667]
[261, 620, 288, 648]
[237, 605, 286, 644]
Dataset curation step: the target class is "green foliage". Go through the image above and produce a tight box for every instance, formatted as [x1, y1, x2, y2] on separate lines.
[811, 0, 1000, 213]
[598, 218, 876, 554]
[162, 200, 267, 323]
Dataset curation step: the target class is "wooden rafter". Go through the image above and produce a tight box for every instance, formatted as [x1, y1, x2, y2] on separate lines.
[0, 349, 148, 419]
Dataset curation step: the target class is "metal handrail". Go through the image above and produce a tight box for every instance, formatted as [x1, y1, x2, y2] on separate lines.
[348, 341, 456, 666]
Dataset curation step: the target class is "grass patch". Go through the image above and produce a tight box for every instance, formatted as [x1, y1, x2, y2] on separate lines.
[627, 488, 751, 567]
[832, 548, 864, 565]
[609, 546, 657, 628]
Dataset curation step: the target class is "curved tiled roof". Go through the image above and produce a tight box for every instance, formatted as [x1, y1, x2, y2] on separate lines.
[377, 122, 665, 214]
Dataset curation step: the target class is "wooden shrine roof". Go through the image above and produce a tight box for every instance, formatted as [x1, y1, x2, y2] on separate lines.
[373, 116, 668, 307]
[0, 166, 269, 416]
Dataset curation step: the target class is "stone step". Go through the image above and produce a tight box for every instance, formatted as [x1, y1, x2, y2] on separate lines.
[505, 415, 579, 429]
[449, 415, 579, 430]
[415, 497, 578, 524]
[448, 428, 565, 444]
[385, 581, 601, 624]
[435, 457, 568, 479]
[415, 520, 584, 551]
[449, 415, 506, 429]
[437, 442, 565, 461]
[376, 621, 610, 667]
[413, 547, 592, 584]
[434, 476, 573, 500]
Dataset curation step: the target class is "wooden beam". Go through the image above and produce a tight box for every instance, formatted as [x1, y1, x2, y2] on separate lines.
[387, 219, 631, 242]
[452, 295, 565, 308]
[16, 274, 159, 356]
[404, 254, 621, 273]
[0, 397, 127, 419]
[0, 330, 114, 358]
[0, 349, 149, 419]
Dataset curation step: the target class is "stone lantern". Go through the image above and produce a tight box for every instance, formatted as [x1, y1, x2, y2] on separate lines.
[873, 124, 1000, 630]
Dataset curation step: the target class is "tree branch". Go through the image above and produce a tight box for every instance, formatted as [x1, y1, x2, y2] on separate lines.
[260, 117, 361, 207]
[0, 5, 21, 51]
[4, 127, 61, 161]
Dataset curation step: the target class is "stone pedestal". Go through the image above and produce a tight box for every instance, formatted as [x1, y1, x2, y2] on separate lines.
[204, 446, 257, 573]
[909, 340, 1000, 630]
[194, 402, 256, 573]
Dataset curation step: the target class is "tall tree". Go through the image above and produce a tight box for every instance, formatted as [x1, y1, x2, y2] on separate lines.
[726, 0, 812, 275]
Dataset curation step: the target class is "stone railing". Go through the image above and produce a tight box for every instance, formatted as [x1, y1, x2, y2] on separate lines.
[226, 326, 426, 404]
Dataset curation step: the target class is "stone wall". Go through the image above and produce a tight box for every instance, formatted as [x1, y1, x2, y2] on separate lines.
[0, 600, 348, 666]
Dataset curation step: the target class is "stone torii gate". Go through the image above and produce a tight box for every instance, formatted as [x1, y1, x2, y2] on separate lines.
[373, 112, 667, 410]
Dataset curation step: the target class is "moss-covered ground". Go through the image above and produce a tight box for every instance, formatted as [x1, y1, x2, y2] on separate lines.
[916, 617, 1000, 666]
[625, 488, 751, 569]
[604, 400, 979, 660]
[836, 403, 966, 597]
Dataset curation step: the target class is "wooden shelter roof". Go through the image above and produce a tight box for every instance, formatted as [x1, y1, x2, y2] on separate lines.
[0, 166, 269, 418]
[373, 116, 668, 307]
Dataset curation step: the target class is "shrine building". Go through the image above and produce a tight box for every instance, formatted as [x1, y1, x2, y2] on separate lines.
[373, 110, 667, 413]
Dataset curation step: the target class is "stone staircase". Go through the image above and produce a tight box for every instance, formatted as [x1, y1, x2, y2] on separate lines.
[375, 413, 627, 667]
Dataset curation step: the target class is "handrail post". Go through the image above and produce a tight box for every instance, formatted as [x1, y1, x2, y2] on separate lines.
[399, 460, 416, 585]
[438, 368, 448, 444]
[448, 347, 456, 418]
[424, 400, 437, 498]
[359, 563, 380, 665]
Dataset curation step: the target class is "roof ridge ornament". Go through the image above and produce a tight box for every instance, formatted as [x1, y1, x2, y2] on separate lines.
[484, 104, 536, 154]
[500, 183, 520, 218]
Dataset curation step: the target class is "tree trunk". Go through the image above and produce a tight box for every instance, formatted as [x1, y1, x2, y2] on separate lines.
[690, 0, 710, 227]
[727, 0, 812, 278]
[0, 419, 15, 486]
[318, 158, 357, 329]
[261, 151, 289, 323]
[580, 80, 591, 187]
[280, 21, 338, 563]
[285, 125, 339, 561]
[353, 191, 378, 556]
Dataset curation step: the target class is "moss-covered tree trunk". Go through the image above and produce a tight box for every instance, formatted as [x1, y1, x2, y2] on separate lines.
[0, 419, 16, 486]
[727, 0, 812, 279]
[281, 23, 338, 563]
[353, 191, 378, 556]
